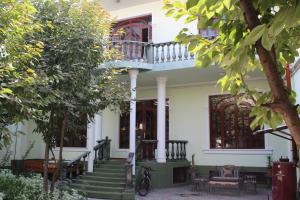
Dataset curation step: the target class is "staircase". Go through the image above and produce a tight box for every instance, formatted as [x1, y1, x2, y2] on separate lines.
[71, 160, 135, 200]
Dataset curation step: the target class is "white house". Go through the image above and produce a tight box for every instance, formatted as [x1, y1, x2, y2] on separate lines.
[0, 0, 296, 198]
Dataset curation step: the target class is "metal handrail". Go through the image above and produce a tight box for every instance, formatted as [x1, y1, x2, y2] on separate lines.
[66, 151, 90, 167]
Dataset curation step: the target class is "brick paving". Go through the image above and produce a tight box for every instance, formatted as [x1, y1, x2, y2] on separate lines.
[136, 186, 271, 200]
[89, 185, 271, 200]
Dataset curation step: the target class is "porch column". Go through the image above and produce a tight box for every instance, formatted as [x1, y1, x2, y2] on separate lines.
[156, 77, 167, 163]
[129, 69, 139, 175]
[87, 119, 95, 172]
[94, 113, 102, 146]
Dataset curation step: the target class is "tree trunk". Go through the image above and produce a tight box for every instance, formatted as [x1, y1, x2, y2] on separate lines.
[43, 141, 50, 192]
[239, 0, 300, 148]
[50, 114, 67, 191]
[43, 110, 54, 192]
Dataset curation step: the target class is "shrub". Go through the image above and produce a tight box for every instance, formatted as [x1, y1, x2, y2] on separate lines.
[0, 170, 85, 200]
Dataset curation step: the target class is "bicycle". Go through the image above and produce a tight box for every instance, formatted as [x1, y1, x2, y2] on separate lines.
[137, 166, 153, 196]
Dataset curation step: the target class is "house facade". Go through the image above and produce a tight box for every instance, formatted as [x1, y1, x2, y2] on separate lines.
[1, 0, 295, 189]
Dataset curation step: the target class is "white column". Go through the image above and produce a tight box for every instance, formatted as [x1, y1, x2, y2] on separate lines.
[129, 69, 139, 175]
[87, 120, 95, 172]
[94, 113, 102, 146]
[156, 77, 167, 163]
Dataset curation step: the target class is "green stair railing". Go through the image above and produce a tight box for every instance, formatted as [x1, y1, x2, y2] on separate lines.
[94, 136, 111, 163]
[65, 151, 90, 180]
[125, 152, 134, 188]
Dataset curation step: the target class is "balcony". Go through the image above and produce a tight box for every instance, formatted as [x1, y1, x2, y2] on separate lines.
[110, 29, 217, 70]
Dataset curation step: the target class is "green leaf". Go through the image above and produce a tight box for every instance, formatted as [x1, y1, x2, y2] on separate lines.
[223, 0, 232, 10]
[261, 29, 274, 51]
[186, 0, 199, 9]
[243, 24, 266, 46]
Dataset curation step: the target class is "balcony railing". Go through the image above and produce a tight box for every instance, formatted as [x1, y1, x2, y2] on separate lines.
[136, 139, 188, 161]
[112, 40, 195, 64]
[112, 30, 218, 65]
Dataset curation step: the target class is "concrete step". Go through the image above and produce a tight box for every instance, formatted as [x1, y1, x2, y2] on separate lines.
[95, 164, 125, 169]
[71, 183, 124, 192]
[94, 168, 125, 173]
[87, 172, 124, 178]
[75, 179, 125, 187]
[81, 175, 125, 182]
[78, 189, 134, 200]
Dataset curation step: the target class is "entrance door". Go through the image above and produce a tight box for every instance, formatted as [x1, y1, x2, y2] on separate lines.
[136, 100, 157, 141]
[119, 99, 169, 151]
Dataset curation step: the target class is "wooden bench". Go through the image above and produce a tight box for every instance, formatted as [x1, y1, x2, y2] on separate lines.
[208, 165, 242, 194]
[24, 159, 57, 174]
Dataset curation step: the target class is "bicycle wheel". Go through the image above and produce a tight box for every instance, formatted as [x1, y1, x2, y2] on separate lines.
[138, 178, 150, 196]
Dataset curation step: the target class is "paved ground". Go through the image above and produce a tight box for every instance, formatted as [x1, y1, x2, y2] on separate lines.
[135, 186, 271, 200]
[89, 186, 271, 200]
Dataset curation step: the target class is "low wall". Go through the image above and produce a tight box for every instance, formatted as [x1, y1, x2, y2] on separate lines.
[136, 160, 191, 188]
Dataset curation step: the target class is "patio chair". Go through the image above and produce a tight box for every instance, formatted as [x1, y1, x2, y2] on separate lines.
[190, 167, 208, 192]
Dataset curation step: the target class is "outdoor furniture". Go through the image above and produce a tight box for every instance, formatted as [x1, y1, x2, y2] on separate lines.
[208, 165, 242, 194]
[24, 159, 57, 174]
[243, 175, 257, 192]
[190, 167, 208, 191]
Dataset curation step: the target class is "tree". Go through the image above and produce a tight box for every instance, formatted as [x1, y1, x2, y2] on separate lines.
[31, 0, 128, 191]
[0, 0, 45, 149]
[164, 0, 300, 147]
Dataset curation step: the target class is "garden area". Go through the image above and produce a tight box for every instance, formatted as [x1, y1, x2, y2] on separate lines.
[0, 0, 128, 199]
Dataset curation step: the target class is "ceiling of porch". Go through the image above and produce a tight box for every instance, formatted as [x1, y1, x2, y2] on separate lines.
[101, 0, 160, 11]
[120, 66, 265, 88]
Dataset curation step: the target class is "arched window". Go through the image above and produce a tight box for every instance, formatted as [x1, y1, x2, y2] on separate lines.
[209, 94, 264, 149]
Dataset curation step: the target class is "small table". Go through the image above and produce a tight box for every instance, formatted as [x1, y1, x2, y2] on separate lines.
[243, 175, 257, 192]
[195, 177, 208, 191]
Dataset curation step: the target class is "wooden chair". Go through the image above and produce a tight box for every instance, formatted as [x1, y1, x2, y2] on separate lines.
[190, 167, 208, 192]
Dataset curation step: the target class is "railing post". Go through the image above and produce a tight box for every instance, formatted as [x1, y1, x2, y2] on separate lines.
[166, 141, 170, 160]
[125, 164, 133, 188]
[171, 141, 175, 160]
[160, 43, 165, 63]
[178, 44, 182, 61]
[183, 142, 187, 160]
[155, 44, 160, 63]
[176, 141, 180, 160]
[125, 152, 134, 188]
[180, 142, 183, 160]
[147, 43, 154, 63]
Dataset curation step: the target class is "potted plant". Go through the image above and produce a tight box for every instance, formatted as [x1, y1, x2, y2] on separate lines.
[266, 155, 272, 176]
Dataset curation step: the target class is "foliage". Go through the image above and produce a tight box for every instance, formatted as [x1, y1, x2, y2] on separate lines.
[31, 0, 129, 149]
[164, 0, 300, 130]
[0, 0, 46, 149]
[0, 170, 85, 200]
[0, 147, 12, 168]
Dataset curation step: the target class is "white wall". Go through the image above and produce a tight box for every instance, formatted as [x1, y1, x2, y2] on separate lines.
[103, 79, 290, 167]
[108, 1, 198, 43]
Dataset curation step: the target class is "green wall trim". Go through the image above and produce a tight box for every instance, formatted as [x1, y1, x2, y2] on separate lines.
[136, 160, 191, 188]
[135, 163, 269, 189]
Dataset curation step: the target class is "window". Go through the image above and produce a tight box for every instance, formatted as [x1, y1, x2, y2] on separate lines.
[56, 114, 87, 148]
[209, 94, 264, 149]
[111, 15, 152, 60]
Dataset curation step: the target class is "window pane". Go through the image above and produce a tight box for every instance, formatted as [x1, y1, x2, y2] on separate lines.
[209, 95, 264, 149]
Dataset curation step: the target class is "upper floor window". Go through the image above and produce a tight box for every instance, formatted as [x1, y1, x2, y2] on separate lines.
[111, 15, 152, 60]
[209, 94, 264, 149]
[112, 15, 152, 43]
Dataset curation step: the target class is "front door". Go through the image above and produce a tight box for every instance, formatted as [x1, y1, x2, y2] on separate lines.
[136, 100, 157, 141]
[119, 99, 169, 154]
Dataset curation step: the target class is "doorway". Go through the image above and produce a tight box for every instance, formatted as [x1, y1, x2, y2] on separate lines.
[119, 99, 169, 149]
